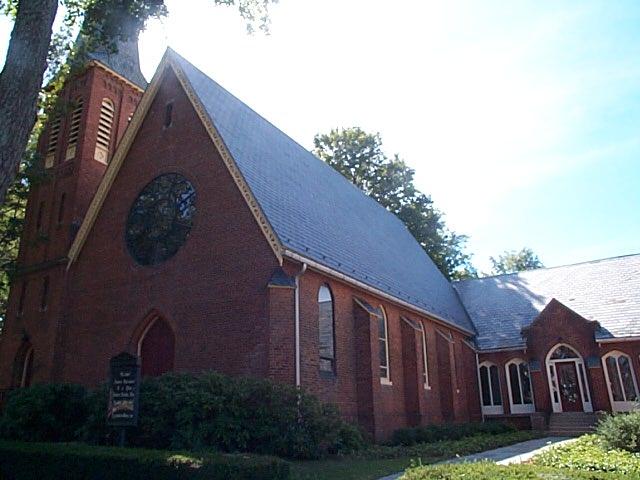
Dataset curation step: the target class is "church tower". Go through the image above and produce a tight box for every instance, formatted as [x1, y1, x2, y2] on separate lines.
[0, 35, 146, 392]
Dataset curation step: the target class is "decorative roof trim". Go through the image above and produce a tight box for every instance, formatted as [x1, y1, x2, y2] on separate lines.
[461, 339, 477, 352]
[170, 53, 283, 264]
[285, 249, 474, 336]
[67, 55, 167, 267]
[477, 345, 527, 354]
[67, 49, 283, 267]
[88, 60, 145, 93]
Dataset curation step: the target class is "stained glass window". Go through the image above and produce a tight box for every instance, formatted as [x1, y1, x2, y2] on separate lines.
[125, 173, 196, 265]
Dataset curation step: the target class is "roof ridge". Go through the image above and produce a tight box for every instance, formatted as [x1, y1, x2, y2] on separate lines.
[455, 251, 640, 284]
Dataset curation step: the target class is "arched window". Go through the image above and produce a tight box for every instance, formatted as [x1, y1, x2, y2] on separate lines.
[506, 359, 535, 413]
[65, 97, 84, 160]
[44, 113, 62, 168]
[379, 306, 391, 384]
[94, 98, 114, 164]
[318, 285, 335, 373]
[13, 343, 34, 388]
[602, 351, 639, 412]
[479, 361, 503, 415]
[138, 317, 175, 378]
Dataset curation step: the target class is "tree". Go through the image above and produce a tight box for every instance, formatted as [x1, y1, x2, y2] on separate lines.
[489, 247, 543, 275]
[313, 127, 476, 280]
[0, 0, 277, 207]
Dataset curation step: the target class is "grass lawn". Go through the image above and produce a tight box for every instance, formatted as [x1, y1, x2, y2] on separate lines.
[290, 430, 542, 480]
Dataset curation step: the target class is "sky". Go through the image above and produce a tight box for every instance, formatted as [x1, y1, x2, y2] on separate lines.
[1, 0, 639, 272]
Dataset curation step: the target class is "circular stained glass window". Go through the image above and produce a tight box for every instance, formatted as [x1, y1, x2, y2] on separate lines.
[125, 173, 196, 265]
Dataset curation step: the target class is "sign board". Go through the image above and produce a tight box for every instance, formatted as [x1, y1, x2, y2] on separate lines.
[107, 352, 140, 427]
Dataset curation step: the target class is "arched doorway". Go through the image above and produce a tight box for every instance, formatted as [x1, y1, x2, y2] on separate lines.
[137, 316, 175, 378]
[546, 343, 593, 413]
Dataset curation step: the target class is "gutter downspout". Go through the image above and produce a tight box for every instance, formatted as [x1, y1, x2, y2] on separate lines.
[294, 263, 307, 388]
[475, 351, 485, 423]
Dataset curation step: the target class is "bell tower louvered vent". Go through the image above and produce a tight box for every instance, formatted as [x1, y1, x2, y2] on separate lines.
[94, 98, 115, 164]
[44, 114, 62, 169]
[65, 97, 84, 160]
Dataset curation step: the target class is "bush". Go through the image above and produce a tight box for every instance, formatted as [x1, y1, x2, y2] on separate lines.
[533, 434, 640, 476]
[0, 384, 90, 442]
[597, 411, 640, 453]
[390, 421, 516, 446]
[0, 440, 289, 480]
[402, 461, 626, 479]
[6, 372, 365, 459]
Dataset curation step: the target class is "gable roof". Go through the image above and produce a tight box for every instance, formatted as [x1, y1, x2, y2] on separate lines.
[454, 254, 640, 351]
[68, 48, 473, 334]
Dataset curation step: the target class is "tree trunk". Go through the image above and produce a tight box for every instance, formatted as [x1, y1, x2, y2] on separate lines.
[0, 0, 58, 205]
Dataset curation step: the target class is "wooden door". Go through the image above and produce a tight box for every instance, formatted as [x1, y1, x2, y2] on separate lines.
[556, 361, 583, 412]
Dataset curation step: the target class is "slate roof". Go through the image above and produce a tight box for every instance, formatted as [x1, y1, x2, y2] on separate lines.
[171, 50, 474, 333]
[453, 254, 640, 351]
[83, 35, 147, 88]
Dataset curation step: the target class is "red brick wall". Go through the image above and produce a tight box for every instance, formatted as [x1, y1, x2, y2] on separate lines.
[0, 65, 142, 389]
[286, 262, 480, 440]
[56, 68, 280, 386]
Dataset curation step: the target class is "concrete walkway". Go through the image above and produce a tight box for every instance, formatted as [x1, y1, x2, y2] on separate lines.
[377, 436, 576, 480]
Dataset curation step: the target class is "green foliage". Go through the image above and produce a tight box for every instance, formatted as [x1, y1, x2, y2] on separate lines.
[402, 461, 626, 479]
[0, 440, 289, 480]
[596, 412, 640, 453]
[533, 434, 640, 475]
[390, 421, 516, 446]
[352, 431, 540, 461]
[313, 127, 476, 280]
[0, 384, 91, 442]
[2, 373, 365, 460]
[489, 247, 543, 275]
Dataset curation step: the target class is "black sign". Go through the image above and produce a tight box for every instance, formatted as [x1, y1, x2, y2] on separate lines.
[107, 352, 140, 427]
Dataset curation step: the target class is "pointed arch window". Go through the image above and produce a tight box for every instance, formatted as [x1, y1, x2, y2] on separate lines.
[318, 284, 336, 373]
[379, 306, 391, 384]
[13, 343, 34, 388]
[506, 359, 535, 414]
[44, 113, 62, 168]
[479, 361, 503, 415]
[602, 351, 639, 412]
[66, 97, 84, 160]
[94, 98, 115, 164]
[138, 316, 175, 378]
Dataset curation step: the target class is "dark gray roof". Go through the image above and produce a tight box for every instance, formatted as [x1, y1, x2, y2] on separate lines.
[84, 35, 147, 88]
[171, 50, 473, 333]
[454, 254, 640, 350]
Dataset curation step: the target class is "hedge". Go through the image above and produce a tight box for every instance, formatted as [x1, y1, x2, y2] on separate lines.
[596, 411, 640, 453]
[0, 373, 365, 459]
[390, 421, 515, 446]
[0, 440, 290, 480]
[402, 461, 627, 479]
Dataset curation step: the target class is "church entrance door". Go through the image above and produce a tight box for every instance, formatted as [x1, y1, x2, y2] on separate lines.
[556, 361, 583, 412]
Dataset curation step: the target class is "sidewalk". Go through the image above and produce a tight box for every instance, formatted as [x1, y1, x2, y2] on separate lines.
[377, 436, 575, 480]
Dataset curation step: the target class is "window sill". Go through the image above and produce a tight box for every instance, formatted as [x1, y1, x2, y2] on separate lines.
[380, 378, 393, 386]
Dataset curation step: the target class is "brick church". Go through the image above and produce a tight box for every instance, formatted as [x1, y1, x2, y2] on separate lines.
[1, 36, 639, 440]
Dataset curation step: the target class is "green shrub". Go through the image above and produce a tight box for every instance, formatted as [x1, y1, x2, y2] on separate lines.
[0, 384, 90, 442]
[355, 431, 541, 460]
[533, 434, 640, 475]
[0, 440, 289, 480]
[80, 372, 365, 459]
[402, 461, 626, 479]
[597, 411, 640, 453]
[390, 421, 516, 446]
